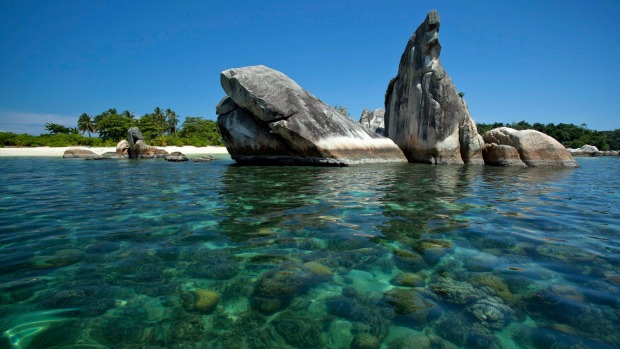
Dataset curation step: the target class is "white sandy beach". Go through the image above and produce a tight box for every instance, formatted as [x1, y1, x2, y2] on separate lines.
[0, 146, 229, 157]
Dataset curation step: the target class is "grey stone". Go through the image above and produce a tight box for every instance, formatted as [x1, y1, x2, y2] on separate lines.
[359, 108, 385, 135]
[217, 65, 407, 165]
[193, 156, 215, 162]
[384, 10, 484, 165]
[482, 127, 578, 167]
[166, 152, 188, 162]
[62, 148, 102, 159]
[127, 127, 145, 159]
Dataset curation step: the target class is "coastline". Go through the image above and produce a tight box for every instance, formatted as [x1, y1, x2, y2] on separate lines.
[0, 146, 229, 157]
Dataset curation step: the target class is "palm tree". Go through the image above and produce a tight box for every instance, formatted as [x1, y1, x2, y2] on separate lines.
[122, 110, 135, 119]
[165, 108, 178, 136]
[77, 113, 96, 138]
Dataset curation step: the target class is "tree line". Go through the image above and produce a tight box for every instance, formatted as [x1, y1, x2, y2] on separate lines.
[0, 107, 223, 147]
[477, 121, 620, 151]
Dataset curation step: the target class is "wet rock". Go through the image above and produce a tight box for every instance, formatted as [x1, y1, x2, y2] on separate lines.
[436, 313, 501, 349]
[468, 273, 515, 304]
[165, 151, 188, 162]
[273, 312, 327, 347]
[430, 277, 485, 305]
[392, 249, 428, 272]
[465, 296, 514, 329]
[217, 65, 408, 165]
[382, 288, 438, 328]
[193, 155, 215, 162]
[351, 333, 381, 349]
[482, 127, 578, 167]
[62, 148, 102, 159]
[193, 289, 219, 313]
[390, 272, 425, 287]
[412, 239, 453, 265]
[384, 10, 484, 165]
[483, 143, 527, 167]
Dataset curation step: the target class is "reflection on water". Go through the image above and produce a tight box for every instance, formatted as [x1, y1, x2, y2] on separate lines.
[0, 156, 619, 348]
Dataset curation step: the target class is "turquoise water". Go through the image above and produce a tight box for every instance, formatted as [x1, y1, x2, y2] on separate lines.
[0, 155, 619, 349]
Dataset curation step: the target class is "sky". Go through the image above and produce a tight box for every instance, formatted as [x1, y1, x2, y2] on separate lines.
[1, 0, 619, 135]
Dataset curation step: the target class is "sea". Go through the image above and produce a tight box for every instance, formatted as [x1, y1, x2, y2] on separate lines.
[0, 155, 618, 349]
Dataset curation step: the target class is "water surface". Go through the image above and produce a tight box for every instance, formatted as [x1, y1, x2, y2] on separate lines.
[0, 156, 619, 348]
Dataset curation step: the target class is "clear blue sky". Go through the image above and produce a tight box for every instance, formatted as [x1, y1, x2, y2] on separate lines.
[1, 0, 619, 135]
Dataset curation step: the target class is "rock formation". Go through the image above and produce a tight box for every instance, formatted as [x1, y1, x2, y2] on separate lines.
[62, 148, 102, 159]
[216, 65, 407, 165]
[127, 127, 145, 159]
[359, 108, 385, 135]
[116, 127, 171, 159]
[482, 127, 578, 167]
[384, 10, 484, 165]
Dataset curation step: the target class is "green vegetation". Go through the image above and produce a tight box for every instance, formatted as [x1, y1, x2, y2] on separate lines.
[0, 107, 224, 148]
[477, 121, 620, 151]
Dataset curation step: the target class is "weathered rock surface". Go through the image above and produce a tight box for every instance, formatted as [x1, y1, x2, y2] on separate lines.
[482, 143, 527, 167]
[116, 139, 129, 156]
[384, 10, 484, 165]
[482, 127, 578, 167]
[568, 144, 618, 157]
[359, 108, 385, 135]
[165, 151, 188, 162]
[216, 65, 407, 165]
[127, 127, 144, 159]
[62, 148, 102, 159]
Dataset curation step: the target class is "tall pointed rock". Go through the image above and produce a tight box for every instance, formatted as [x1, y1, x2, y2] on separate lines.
[384, 10, 484, 165]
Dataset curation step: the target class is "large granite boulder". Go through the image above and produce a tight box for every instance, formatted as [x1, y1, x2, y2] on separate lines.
[384, 10, 484, 165]
[359, 108, 385, 135]
[568, 144, 599, 156]
[127, 127, 145, 159]
[116, 139, 129, 156]
[482, 127, 578, 167]
[62, 148, 102, 159]
[216, 65, 407, 165]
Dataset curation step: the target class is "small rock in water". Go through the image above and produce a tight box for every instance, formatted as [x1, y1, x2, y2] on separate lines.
[193, 289, 219, 313]
[193, 155, 215, 162]
[351, 333, 381, 349]
[166, 152, 188, 162]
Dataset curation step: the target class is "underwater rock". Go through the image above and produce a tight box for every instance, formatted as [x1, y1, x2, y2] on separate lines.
[387, 333, 431, 349]
[412, 239, 453, 265]
[462, 251, 499, 272]
[326, 294, 394, 339]
[465, 296, 514, 329]
[390, 272, 425, 287]
[436, 313, 501, 349]
[254, 266, 312, 299]
[392, 249, 428, 272]
[30, 248, 85, 269]
[382, 288, 438, 328]
[251, 297, 283, 315]
[304, 261, 333, 277]
[430, 277, 486, 305]
[468, 273, 515, 304]
[193, 289, 219, 313]
[351, 333, 381, 349]
[273, 311, 327, 347]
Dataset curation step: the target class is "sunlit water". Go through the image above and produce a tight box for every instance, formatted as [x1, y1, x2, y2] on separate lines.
[0, 155, 619, 349]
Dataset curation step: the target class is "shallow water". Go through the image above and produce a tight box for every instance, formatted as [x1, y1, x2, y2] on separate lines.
[0, 155, 619, 349]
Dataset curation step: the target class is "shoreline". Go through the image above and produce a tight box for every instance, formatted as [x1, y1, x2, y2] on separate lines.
[0, 146, 229, 157]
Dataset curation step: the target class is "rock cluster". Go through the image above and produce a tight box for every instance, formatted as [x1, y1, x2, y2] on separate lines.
[384, 9, 484, 165]
[568, 144, 619, 157]
[216, 65, 407, 166]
